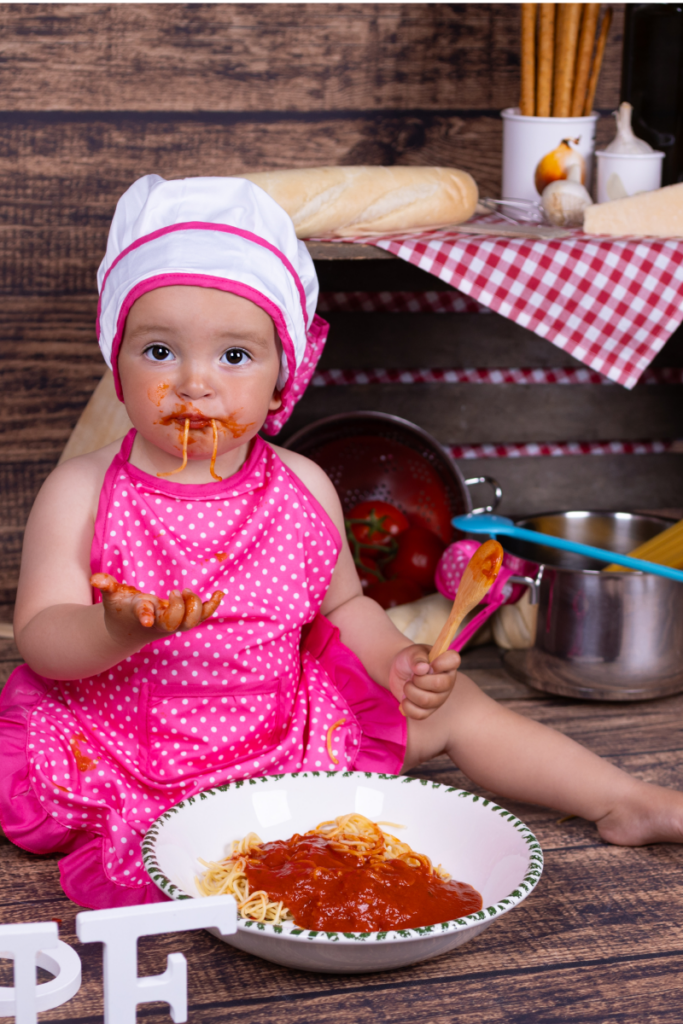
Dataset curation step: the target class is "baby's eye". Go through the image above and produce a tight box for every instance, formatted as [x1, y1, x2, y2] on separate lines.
[221, 348, 251, 366]
[144, 344, 173, 362]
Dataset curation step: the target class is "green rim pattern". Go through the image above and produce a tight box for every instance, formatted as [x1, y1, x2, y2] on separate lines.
[142, 771, 544, 944]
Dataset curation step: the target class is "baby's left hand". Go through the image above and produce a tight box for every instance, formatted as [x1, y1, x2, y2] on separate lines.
[389, 645, 461, 720]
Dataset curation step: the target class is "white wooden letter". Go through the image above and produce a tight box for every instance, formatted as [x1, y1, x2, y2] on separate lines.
[0, 921, 82, 1024]
[76, 895, 237, 1024]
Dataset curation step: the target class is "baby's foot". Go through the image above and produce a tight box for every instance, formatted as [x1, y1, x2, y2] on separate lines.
[595, 780, 683, 846]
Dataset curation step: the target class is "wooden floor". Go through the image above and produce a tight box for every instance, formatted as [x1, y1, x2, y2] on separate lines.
[1, 644, 682, 1023]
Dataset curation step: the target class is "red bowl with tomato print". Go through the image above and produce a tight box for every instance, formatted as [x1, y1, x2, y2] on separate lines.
[284, 412, 502, 606]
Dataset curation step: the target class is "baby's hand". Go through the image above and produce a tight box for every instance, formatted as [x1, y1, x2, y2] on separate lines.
[91, 573, 224, 643]
[389, 645, 460, 720]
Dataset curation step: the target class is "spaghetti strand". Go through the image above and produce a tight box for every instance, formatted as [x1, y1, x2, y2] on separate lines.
[209, 419, 223, 480]
[157, 418, 189, 478]
[326, 718, 346, 765]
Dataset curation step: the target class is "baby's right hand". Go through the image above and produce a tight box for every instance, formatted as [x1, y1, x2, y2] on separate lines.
[91, 573, 224, 642]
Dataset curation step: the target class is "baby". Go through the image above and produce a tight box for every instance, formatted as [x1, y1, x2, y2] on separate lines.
[2, 174, 682, 910]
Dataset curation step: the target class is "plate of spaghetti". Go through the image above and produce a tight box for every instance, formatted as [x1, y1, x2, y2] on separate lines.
[142, 772, 543, 973]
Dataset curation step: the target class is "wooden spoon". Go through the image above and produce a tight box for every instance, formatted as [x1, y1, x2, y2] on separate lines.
[429, 539, 505, 662]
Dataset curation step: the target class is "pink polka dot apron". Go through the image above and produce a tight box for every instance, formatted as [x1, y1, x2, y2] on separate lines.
[0, 431, 405, 908]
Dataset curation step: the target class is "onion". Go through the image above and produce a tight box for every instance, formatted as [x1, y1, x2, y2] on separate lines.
[534, 139, 586, 195]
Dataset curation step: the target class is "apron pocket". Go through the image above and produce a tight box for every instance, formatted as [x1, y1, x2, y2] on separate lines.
[142, 687, 281, 782]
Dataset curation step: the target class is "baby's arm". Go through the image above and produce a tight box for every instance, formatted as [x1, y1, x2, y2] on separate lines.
[14, 445, 221, 680]
[275, 446, 460, 718]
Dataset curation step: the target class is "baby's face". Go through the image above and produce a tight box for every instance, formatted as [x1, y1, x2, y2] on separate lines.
[118, 285, 282, 464]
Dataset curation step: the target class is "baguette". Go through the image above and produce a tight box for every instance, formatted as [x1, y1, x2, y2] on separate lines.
[237, 166, 478, 238]
[583, 183, 683, 237]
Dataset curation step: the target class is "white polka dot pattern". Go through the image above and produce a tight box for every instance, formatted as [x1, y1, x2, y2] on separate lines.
[26, 437, 361, 890]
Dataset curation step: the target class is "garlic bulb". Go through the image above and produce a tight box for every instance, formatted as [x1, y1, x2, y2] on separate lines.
[541, 179, 593, 228]
[604, 102, 652, 155]
[535, 139, 586, 195]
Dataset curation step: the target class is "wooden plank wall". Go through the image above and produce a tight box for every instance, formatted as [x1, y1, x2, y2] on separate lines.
[290, 255, 683, 517]
[5, 0, 679, 636]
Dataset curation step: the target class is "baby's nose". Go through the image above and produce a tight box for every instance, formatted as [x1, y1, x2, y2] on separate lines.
[177, 374, 213, 400]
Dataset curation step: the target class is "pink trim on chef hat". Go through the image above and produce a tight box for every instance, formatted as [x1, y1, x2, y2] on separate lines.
[96, 174, 328, 434]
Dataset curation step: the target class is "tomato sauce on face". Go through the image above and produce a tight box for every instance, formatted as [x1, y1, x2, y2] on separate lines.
[243, 833, 482, 932]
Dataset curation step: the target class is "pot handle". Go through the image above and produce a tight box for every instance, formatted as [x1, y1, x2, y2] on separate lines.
[507, 566, 544, 606]
[463, 475, 503, 515]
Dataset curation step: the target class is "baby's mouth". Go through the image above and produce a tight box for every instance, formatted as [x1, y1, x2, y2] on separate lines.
[156, 413, 224, 481]
[161, 414, 213, 430]
[182, 417, 211, 430]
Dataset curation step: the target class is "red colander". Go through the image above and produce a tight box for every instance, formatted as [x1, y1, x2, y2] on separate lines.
[284, 412, 501, 544]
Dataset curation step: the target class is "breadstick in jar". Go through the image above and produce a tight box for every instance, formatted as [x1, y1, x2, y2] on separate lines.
[520, 4, 537, 116]
[583, 7, 613, 116]
[536, 4, 556, 117]
[570, 4, 600, 117]
[553, 3, 582, 117]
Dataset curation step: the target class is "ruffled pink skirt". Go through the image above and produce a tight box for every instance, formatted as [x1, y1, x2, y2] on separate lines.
[0, 616, 406, 909]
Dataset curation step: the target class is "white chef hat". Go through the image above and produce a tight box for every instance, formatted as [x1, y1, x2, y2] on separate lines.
[96, 174, 328, 434]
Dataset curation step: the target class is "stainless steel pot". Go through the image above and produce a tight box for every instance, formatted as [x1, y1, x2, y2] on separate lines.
[501, 511, 683, 701]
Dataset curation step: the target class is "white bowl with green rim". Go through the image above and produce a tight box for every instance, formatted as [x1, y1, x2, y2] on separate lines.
[142, 771, 543, 973]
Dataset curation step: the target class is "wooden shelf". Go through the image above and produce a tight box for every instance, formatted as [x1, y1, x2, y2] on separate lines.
[305, 241, 397, 261]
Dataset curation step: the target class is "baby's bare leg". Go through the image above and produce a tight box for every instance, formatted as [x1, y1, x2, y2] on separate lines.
[404, 672, 683, 847]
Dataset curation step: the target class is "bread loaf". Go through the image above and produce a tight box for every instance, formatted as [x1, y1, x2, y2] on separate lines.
[583, 182, 683, 237]
[237, 166, 478, 237]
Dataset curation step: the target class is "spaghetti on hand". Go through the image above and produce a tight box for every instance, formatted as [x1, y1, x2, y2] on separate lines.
[91, 573, 224, 632]
[196, 813, 482, 931]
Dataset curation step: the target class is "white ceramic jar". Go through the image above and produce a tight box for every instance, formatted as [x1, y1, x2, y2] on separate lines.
[501, 107, 599, 201]
[595, 149, 665, 203]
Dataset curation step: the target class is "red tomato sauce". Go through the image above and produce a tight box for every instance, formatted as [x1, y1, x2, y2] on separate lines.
[243, 833, 482, 931]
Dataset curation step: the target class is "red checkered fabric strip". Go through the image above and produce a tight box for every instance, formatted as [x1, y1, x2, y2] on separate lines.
[448, 440, 674, 459]
[317, 290, 486, 314]
[329, 226, 683, 388]
[641, 366, 683, 383]
[310, 366, 683, 387]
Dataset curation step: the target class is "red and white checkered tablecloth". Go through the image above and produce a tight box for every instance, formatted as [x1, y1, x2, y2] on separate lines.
[329, 225, 683, 389]
[310, 365, 682, 387]
[317, 290, 487, 314]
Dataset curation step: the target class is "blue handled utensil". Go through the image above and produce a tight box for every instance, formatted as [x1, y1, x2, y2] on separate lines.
[452, 513, 683, 583]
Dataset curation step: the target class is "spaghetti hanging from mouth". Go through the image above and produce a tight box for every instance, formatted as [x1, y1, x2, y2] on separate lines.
[157, 418, 189, 478]
[209, 419, 223, 481]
